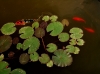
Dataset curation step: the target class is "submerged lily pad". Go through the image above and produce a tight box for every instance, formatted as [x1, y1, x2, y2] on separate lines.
[32, 22, 39, 29]
[30, 52, 39, 62]
[8, 51, 15, 58]
[50, 15, 58, 22]
[61, 19, 69, 26]
[46, 60, 53, 67]
[0, 35, 12, 53]
[1, 22, 16, 35]
[46, 21, 64, 36]
[12, 37, 19, 45]
[52, 49, 73, 67]
[19, 53, 30, 65]
[39, 53, 50, 64]
[40, 22, 48, 29]
[34, 27, 45, 38]
[0, 68, 11, 74]
[22, 36, 40, 53]
[0, 61, 9, 70]
[42, 15, 50, 22]
[46, 43, 57, 53]
[11, 68, 26, 74]
[58, 32, 69, 42]
[19, 26, 34, 39]
[0, 54, 4, 61]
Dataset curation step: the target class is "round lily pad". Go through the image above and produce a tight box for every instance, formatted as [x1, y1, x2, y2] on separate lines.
[39, 53, 50, 64]
[77, 39, 85, 46]
[61, 19, 69, 26]
[19, 53, 30, 65]
[22, 36, 40, 53]
[50, 15, 58, 22]
[46, 21, 64, 36]
[30, 52, 39, 62]
[69, 39, 77, 45]
[65, 45, 75, 53]
[70, 33, 83, 39]
[34, 27, 45, 38]
[16, 43, 22, 50]
[0, 22, 16, 35]
[52, 49, 73, 67]
[0, 68, 11, 74]
[0, 35, 12, 53]
[46, 43, 57, 53]
[58, 32, 69, 42]
[46, 60, 53, 67]
[74, 47, 80, 54]
[0, 54, 4, 61]
[19, 26, 34, 39]
[11, 68, 26, 74]
[32, 22, 39, 29]
[0, 61, 9, 70]
[42, 15, 50, 22]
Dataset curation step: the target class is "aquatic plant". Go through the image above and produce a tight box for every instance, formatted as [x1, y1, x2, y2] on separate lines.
[0, 54, 4, 61]
[12, 37, 19, 45]
[11, 68, 26, 74]
[42, 15, 50, 22]
[61, 19, 69, 26]
[50, 15, 58, 22]
[32, 22, 39, 29]
[46, 60, 53, 67]
[30, 52, 39, 62]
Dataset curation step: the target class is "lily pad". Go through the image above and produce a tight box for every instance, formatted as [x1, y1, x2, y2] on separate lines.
[0, 68, 11, 74]
[32, 22, 39, 29]
[22, 36, 40, 53]
[46, 43, 57, 53]
[0, 54, 4, 61]
[19, 26, 34, 39]
[11, 68, 26, 74]
[0, 61, 9, 70]
[46, 60, 53, 67]
[61, 19, 69, 26]
[46, 21, 64, 36]
[69, 39, 77, 45]
[0, 22, 16, 35]
[52, 49, 73, 67]
[0, 35, 12, 53]
[58, 32, 69, 42]
[40, 22, 48, 29]
[30, 52, 39, 62]
[34, 27, 45, 38]
[65, 45, 75, 53]
[77, 39, 85, 46]
[16, 43, 22, 50]
[74, 47, 80, 54]
[19, 53, 30, 65]
[42, 15, 50, 22]
[70, 33, 83, 39]
[50, 15, 58, 22]
[39, 53, 50, 64]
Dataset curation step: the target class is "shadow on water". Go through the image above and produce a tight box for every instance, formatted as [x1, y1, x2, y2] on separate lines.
[0, 0, 100, 74]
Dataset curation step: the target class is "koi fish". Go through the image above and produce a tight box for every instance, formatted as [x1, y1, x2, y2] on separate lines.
[84, 27, 95, 33]
[15, 20, 26, 25]
[73, 16, 86, 23]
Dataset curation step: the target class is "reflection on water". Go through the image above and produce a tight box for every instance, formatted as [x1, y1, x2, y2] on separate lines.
[0, 0, 100, 74]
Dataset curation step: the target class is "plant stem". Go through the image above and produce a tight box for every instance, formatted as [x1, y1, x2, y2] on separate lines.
[41, 37, 45, 49]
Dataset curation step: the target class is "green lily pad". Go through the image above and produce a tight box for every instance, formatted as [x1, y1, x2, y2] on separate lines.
[69, 39, 77, 45]
[58, 32, 69, 42]
[34, 27, 45, 38]
[30, 52, 39, 62]
[65, 45, 75, 53]
[0, 68, 11, 74]
[69, 27, 83, 34]
[74, 47, 80, 54]
[46, 21, 64, 36]
[32, 22, 39, 29]
[19, 26, 34, 39]
[22, 36, 40, 53]
[70, 33, 83, 39]
[0, 61, 9, 70]
[0, 54, 4, 61]
[42, 15, 50, 22]
[39, 53, 50, 64]
[46, 60, 53, 67]
[52, 49, 73, 67]
[0, 35, 12, 53]
[50, 15, 58, 22]
[61, 19, 69, 26]
[46, 43, 57, 53]
[19, 53, 30, 65]
[16, 43, 22, 50]
[77, 39, 85, 46]
[11, 68, 26, 74]
[0, 22, 16, 35]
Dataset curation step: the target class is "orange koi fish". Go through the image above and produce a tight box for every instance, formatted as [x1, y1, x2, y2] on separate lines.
[73, 16, 86, 23]
[15, 20, 26, 25]
[84, 27, 95, 33]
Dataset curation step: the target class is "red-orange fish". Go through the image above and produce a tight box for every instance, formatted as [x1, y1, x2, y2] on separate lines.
[15, 20, 26, 25]
[73, 17, 86, 23]
[84, 27, 95, 33]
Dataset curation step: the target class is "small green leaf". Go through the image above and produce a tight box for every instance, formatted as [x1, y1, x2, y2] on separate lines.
[11, 68, 26, 74]
[0, 68, 11, 74]
[39, 53, 50, 64]
[74, 47, 80, 54]
[46, 60, 53, 67]
[0, 61, 9, 70]
[58, 32, 69, 42]
[16, 43, 22, 50]
[30, 52, 39, 62]
[65, 45, 75, 53]
[46, 21, 64, 36]
[42, 15, 50, 22]
[32, 22, 39, 29]
[46, 43, 57, 53]
[69, 39, 77, 45]
[77, 39, 85, 46]
[50, 15, 58, 22]
[70, 33, 83, 39]
[0, 54, 4, 61]
[19, 26, 34, 39]
[1, 22, 16, 35]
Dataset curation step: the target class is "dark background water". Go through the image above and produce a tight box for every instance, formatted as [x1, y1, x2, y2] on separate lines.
[0, 0, 100, 74]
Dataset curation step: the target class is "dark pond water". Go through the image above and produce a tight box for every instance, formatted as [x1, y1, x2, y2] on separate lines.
[0, 0, 100, 74]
